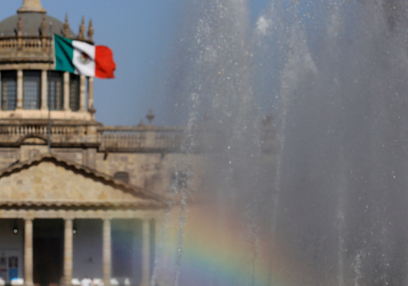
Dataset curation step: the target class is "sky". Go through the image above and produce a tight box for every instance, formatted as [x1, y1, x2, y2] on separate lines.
[0, 0, 270, 126]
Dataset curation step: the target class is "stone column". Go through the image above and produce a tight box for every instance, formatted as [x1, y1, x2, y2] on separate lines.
[0, 71, 2, 111]
[24, 219, 34, 286]
[64, 219, 73, 286]
[41, 70, 47, 110]
[16, 70, 23, 110]
[63, 72, 70, 111]
[79, 75, 86, 112]
[155, 218, 162, 255]
[88, 77, 94, 111]
[141, 219, 150, 286]
[102, 219, 111, 286]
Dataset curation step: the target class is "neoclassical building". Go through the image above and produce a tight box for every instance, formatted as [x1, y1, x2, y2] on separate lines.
[0, 1, 197, 286]
[0, 2, 276, 286]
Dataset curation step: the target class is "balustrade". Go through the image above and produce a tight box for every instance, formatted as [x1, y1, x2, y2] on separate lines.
[99, 129, 184, 150]
[0, 123, 272, 152]
[0, 36, 52, 61]
[0, 123, 185, 150]
[0, 125, 88, 136]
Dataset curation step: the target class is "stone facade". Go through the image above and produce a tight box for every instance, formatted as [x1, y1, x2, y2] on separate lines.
[0, 157, 158, 205]
[0, 1, 194, 286]
[0, 2, 274, 286]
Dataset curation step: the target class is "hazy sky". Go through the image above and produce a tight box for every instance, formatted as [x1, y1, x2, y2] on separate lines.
[0, 1, 269, 126]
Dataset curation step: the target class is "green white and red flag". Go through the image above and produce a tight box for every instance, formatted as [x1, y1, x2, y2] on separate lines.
[54, 34, 116, 78]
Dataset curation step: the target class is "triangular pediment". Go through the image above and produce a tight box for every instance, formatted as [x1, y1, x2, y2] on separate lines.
[0, 154, 165, 208]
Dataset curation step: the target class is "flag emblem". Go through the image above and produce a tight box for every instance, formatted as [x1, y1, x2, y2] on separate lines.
[54, 34, 116, 78]
[78, 52, 92, 65]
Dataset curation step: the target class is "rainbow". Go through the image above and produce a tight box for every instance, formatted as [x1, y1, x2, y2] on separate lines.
[172, 203, 319, 286]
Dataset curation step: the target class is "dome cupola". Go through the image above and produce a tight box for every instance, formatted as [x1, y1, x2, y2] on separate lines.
[0, 1, 97, 123]
[0, 0, 75, 38]
[17, 0, 46, 14]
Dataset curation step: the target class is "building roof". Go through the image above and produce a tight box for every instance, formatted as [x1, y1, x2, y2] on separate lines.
[0, 13, 75, 37]
[0, 153, 168, 208]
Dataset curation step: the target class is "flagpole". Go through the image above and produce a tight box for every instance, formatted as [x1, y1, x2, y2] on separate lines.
[47, 22, 52, 152]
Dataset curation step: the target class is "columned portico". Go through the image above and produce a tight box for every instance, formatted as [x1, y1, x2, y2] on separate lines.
[142, 219, 150, 286]
[88, 77, 94, 111]
[3, 213, 163, 286]
[79, 75, 86, 112]
[63, 72, 70, 111]
[18, 215, 161, 286]
[0, 154, 165, 286]
[41, 70, 47, 110]
[24, 219, 33, 286]
[102, 219, 111, 286]
[16, 70, 23, 110]
[64, 219, 73, 286]
[0, 2, 183, 286]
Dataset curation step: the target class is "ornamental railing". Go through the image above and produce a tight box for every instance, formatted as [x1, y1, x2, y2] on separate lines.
[0, 36, 94, 63]
[0, 122, 274, 152]
[98, 126, 185, 151]
[0, 125, 87, 136]
[0, 36, 51, 49]
[0, 123, 94, 145]
[0, 123, 186, 151]
[0, 36, 53, 63]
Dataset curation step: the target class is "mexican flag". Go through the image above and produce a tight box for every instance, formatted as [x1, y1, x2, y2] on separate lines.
[54, 34, 116, 78]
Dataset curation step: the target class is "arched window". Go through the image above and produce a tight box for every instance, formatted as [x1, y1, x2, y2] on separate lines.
[48, 71, 63, 110]
[69, 74, 80, 111]
[114, 172, 129, 184]
[1, 71, 17, 110]
[23, 70, 41, 109]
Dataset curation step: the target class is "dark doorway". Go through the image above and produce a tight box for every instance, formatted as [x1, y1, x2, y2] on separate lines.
[112, 219, 141, 281]
[33, 219, 63, 286]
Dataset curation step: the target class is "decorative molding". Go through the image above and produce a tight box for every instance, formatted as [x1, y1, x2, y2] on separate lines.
[1, 153, 166, 199]
[41, 14, 47, 36]
[87, 19, 94, 43]
[78, 17, 86, 40]
[18, 0, 46, 13]
[0, 209, 163, 219]
[64, 14, 70, 38]
[17, 15, 23, 37]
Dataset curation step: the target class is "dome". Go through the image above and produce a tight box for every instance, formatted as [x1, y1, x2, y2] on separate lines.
[0, 12, 75, 37]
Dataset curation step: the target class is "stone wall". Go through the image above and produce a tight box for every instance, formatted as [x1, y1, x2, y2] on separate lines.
[95, 152, 207, 196]
[0, 149, 19, 170]
[52, 148, 84, 165]
[0, 161, 143, 203]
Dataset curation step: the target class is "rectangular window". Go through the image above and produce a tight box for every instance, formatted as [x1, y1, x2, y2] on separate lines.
[48, 71, 63, 110]
[1, 71, 17, 110]
[69, 74, 79, 111]
[23, 71, 41, 110]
